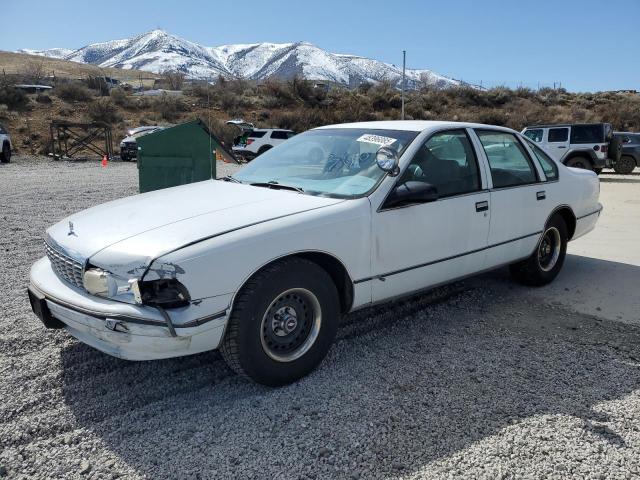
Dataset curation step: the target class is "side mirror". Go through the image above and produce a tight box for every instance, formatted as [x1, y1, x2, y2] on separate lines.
[385, 181, 438, 208]
[376, 146, 400, 176]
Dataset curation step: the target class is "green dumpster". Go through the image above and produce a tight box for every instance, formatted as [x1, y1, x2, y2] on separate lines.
[136, 119, 234, 193]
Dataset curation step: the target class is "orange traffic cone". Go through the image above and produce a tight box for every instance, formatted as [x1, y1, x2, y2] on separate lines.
[101, 155, 108, 168]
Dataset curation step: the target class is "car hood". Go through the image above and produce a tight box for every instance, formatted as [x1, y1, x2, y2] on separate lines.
[46, 180, 343, 276]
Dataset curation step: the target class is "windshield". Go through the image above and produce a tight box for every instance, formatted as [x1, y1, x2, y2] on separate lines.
[131, 128, 160, 138]
[233, 128, 419, 198]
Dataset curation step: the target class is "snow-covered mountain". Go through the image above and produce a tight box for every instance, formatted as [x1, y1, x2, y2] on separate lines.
[19, 30, 464, 89]
[18, 47, 74, 59]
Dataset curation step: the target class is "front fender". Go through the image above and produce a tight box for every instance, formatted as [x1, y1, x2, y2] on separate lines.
[145, 199, 372, 307]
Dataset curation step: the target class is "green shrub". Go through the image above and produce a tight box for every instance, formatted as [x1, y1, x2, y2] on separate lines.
[55, 82, 93, 102]
[0, 86, 29, 110]
[87, 98, 122, 124]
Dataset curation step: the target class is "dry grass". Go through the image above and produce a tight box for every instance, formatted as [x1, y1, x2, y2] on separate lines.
[0, 51, 159, 85]
[1, 63, 638, 157]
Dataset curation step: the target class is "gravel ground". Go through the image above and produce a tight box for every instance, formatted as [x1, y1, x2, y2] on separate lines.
[2, 156, 640, 480]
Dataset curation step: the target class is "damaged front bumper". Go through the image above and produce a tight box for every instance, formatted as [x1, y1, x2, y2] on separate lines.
[28, 257, 231, 361]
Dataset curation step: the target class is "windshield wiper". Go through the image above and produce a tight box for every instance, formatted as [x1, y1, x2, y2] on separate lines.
[219, 175, 242, 183]
[250, 181, 304, 193]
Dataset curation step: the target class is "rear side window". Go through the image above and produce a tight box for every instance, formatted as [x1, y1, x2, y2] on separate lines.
[570, 125, 603, 144]
[270, 130, 291, 140]
[523, 129, 543, 142]
[476, 130, 538, 188]
[248, 131, 266, 138]
[548, 128, 568, 142]
[525, 139, 558, 181]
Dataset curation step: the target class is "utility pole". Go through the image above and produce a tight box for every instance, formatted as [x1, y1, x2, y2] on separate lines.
[401, 50, 406, 120]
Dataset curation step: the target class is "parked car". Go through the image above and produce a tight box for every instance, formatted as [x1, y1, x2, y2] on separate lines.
[28, 121, 602, 386]
[0, 124, 12, 163]
[522, 123, 621, 174]
[612, 132, 640, 174]
[119, 126, 166, 161]
[226, 120, 296, 160]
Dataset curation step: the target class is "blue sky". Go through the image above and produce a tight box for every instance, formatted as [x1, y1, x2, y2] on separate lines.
[3, 0, 639, 92]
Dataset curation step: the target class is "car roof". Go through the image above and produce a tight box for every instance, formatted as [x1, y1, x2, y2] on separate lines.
[524, 123, 609, 129]
[253, 128, 294, 132]
[314, 120, 517, 133]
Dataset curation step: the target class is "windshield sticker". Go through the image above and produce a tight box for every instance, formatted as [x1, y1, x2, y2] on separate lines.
[356, 134, 397, 147]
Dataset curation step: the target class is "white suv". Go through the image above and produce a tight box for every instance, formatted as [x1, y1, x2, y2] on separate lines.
[227, 121, 296, 160]
[522, 123, 621, 174]
[0, 124, 12, 163]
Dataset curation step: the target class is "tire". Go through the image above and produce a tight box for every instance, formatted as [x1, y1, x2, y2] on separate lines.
[220, 258, 340, 386]
[0, 142, 11, 163]
[613, 155, 636, 175]
[608, 136, 622, 163]
[593, 168, 603, 175]
[509, 214, 568, 286]
[256, 145, 272, 156]
[565, 156, 592, 171]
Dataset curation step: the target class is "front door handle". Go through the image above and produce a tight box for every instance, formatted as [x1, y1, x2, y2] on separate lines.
[557, 146, 567, 149]
[475, 201, 489, 212]
[537, 191, 546, 200]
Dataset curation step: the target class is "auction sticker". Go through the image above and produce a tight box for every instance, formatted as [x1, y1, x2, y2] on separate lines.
[356, 134, 397, 147]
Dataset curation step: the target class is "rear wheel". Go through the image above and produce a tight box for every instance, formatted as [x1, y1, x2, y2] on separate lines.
[0, 142, 10, 163]
[565, 156, 592, 171]
[614, 155, 636, 174]
[509, 214, 568, 286]
[220, 258, 340, 386]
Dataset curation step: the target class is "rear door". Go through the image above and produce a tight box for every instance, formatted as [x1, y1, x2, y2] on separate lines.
[472, 129, 548, 267]
[545, 127, 570, 161]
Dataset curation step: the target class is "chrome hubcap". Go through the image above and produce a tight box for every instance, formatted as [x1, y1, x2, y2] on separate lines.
[538, 227, 561, 272]
[260, 288, 322, 363]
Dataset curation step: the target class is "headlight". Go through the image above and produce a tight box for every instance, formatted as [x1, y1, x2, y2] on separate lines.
[83, 268, 190, 308]
[137, 279, 191, 308]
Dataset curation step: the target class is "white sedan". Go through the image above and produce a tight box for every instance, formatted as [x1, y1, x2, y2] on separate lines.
[28, 121, 602, 386]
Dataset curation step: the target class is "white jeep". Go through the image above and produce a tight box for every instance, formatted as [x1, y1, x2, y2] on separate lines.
[522, 123, 621, 174]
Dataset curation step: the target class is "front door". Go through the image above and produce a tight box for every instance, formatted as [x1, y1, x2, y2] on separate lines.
[371, 129, 490, 302]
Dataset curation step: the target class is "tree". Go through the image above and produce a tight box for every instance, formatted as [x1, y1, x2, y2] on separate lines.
[20, 59, 46, 84]
[162, 69, 186, 90]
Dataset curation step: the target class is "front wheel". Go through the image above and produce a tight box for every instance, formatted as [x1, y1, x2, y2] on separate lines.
[509, 215, 568, 286]
[0, 143, 11, 163]
[220, 258, 340, 386]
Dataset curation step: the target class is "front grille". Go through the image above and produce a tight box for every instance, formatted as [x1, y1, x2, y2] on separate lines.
[45, 241, 85, 289]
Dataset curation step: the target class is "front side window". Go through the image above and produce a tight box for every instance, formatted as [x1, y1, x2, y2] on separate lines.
[400, 129, 480, 197]
[548, 128, 569, 143]
[233, 128, 418, 198]
[476, 130, 538, 188]
[523, 129, 543, 142]
[525, 139, 558, 181]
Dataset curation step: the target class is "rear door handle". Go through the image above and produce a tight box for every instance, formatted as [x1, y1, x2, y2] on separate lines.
[537, 191, 546, 200]
[475, 201, 489, 212]
[557, 146, 566, 149]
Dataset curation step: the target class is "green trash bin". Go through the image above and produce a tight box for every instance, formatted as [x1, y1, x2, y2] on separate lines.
[137, 119, 232, 193]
